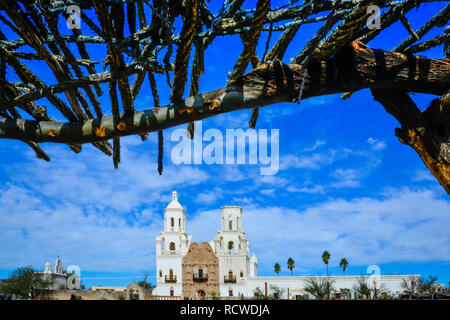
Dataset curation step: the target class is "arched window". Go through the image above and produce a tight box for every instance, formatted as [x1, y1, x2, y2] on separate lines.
[228, 241, 234, 250]
[170, 288, 174, 296]
[169, 269, 174, 278]
[240, 271, 244, 277]
[159, 270, 162, 278]
[178, 218, 181, 227]
[229, 220, 232, 230]
[170, 242, 176, 250]
[171, 217, 174, 227]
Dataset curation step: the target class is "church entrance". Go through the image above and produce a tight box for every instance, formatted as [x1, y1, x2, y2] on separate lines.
[126, 281, 144, 300]
[129, 289, 140, 300]
[182, 242, 220, 299]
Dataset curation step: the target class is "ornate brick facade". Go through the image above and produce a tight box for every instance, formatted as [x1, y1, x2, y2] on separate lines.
[182, 242, 219, 299]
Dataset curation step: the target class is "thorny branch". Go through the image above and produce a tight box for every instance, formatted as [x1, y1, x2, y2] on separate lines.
[0, 0, 449, 192]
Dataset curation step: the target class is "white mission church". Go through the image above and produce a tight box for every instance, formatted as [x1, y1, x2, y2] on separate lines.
[153, 191, 418, 299]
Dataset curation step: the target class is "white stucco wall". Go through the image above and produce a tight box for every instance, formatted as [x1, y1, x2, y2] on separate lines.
[245, 275, 420, 298]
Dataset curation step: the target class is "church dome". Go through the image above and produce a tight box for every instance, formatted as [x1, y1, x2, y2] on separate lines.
[166, 191, 184, 210]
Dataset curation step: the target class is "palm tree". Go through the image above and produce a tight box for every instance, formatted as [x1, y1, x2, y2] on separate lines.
[274, 263, 281, 276]
[339, 258, 349, 276]
[418, 275, 439, 294]
[287, 258, 295, 276]
[321, 250, 331, 276]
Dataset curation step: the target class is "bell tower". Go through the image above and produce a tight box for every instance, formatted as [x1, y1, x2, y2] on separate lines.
[54, 257, 63, 274]
[213, 206, 253, 297]
[214, 206, 248, 255]
[154, 191, 192, 297]
[163, 191, 186, 233]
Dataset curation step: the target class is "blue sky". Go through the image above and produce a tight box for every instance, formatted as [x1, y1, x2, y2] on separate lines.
[0, 1, 449, 289]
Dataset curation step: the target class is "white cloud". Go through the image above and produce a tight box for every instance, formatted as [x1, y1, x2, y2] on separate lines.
[330, 168, 362, 188]
[325, 138, 388, 189]
[210, 110, 251, 129]
[367, 137, 387, 151]
[0, 185, 162, 272]
[287, 184, 325, 194]
[9, 137, 209, 213]
[301, 95, 337, 108]
[279, 148, 353, 171]
[302, 140, 326, 152]
[280, 137, 386, 179]
[0, 137, 209, 272]
[260, 188, 276, 196]
[196, 190, 223, 205]
[231, 197, 254, 205]
[412, 169, 436, 182]
[280, 153, 327, 170]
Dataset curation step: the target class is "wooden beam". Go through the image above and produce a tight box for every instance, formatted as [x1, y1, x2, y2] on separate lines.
[372, 89, 450, 194]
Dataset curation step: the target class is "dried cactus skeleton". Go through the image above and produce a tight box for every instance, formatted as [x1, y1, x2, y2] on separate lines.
[0, 0, 449, 192]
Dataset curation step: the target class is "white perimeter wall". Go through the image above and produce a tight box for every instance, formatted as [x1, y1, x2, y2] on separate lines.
[245, 275, 420, 298]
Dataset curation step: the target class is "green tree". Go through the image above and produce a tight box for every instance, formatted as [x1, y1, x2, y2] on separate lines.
[321, 251, 331, 276]
[339, 258, 349, 276]
[304, 277, 335, 300]
[253, 287, 269, 300]
[401, 276, 419, 299]
[371, 279, 389, 300]
[418, 275, 439, 294]
[138, 272, 155, 295]
[354, 276, 371, 299]
[1, 266, 53, 299]
[269, 284, 285, 300]
[287, 258, 295, 276]
[274, 263, 281, 276]
[339, 288, 352, 300]
[209, 291, 220, 300]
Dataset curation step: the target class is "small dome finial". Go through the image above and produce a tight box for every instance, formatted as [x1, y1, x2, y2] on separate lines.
[167, 190, 183, 209]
